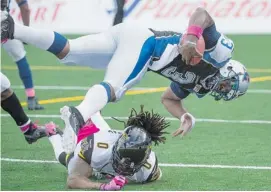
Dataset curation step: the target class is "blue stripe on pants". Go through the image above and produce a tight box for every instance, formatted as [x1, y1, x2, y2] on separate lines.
[124, 36, 155, 84]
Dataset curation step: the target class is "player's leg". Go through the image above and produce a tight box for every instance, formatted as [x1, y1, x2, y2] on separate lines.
[2, 39, 44, 110]
[1, 14, 68, 59]
[74, 24, 154, 123]
[0, 72, 47, 144]
[1, 14, 117, 68]
[90, 112, 111, 131]
[44, 123, 69, 167]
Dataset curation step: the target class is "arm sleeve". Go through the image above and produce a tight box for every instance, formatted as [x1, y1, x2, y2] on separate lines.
[202, 24, 221, 50]
[170, 82, 191, 99]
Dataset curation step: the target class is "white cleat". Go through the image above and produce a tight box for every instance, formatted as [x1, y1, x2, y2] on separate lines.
[60, 106, 85, 153]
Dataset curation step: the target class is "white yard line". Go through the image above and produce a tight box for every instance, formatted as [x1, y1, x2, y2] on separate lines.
[10, 85, 271, 94]
[1, 114, 271, 124]
[11, 85, 151, 91]
[1, 157, 271, 170]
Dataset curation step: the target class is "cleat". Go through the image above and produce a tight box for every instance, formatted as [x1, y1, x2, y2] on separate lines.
[1, 13, 14, 43]
[24, 122, 47, 144]
[60, 106, 85, 134]
[27, 97, 44, 110]
[60, 106, 85, 153]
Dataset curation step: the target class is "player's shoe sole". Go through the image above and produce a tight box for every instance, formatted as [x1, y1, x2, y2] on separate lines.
[60, 106, 85, 153]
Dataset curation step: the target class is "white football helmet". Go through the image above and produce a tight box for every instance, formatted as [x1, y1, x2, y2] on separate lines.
[210, 60, 250, 101]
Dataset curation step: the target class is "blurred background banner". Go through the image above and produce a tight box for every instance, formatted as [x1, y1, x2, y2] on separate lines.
[9, 0, 271, 34]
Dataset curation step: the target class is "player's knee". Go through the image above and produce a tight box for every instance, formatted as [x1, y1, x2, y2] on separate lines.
[56, 40, 70, 59]
[3, 40, 26, 61]
[1, 88, 13, 101]
[99, 82, 117, 102]
[1, 73, 12, 100]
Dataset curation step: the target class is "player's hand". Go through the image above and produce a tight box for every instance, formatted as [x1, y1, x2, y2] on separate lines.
[100, 175, 128, 191]
[178, 35, 202, 65]
[172, 113, 196, 138]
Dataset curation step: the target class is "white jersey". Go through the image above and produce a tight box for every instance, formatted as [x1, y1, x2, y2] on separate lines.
[71, 129, 160, 183]
[58, 23, 233, 101]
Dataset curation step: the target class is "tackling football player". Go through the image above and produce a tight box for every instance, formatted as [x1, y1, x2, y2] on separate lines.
[1, 7, 250, 138]
[45, 106, 167, 190]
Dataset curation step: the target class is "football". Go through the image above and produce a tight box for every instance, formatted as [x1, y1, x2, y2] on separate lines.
[181, 34, 205, 65]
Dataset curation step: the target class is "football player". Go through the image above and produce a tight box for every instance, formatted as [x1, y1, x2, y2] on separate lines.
[45, 106, 167, 190]
[1, 72, 47, 143]
[1, 7, 250, 138]
[1, 0, 43, 110]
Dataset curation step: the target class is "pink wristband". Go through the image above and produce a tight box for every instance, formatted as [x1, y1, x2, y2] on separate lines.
[187, 25, 203, 39]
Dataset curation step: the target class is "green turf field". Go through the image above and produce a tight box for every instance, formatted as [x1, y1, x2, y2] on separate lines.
[1, 34, 271, 191]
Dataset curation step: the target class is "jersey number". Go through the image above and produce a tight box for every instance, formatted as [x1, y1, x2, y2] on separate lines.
[161, 66, 196, 84]
[221, 38, 233, 50]
[97, 142, 109, 149]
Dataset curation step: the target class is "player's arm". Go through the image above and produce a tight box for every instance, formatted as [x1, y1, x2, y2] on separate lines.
[66, 157, 103, 189]
[161, 82, 195, 137]
[16, 0, 30, 26]
[67, 151, 127, 190]
[180, 7, 218, 64]
[161, 83, 189, 119]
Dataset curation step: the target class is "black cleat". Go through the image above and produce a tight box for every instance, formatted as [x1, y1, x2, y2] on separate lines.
[24, 122, 48, 144]
[27, 97, 44, 110]
[1, 13, 14, 43]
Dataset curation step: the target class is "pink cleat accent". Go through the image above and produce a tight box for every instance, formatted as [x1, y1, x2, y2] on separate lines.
[44, 122, 59, 136]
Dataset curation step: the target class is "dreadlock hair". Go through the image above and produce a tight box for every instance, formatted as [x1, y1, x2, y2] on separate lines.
[126, 105, 170, 146]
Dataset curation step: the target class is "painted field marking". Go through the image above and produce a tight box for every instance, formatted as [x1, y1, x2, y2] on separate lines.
[2, 66, 271, 73]
[13, 74, 271, 107]
[1, 114, 271, 124]
[11, 85, 271, 94]
[1, 157, 271, 170]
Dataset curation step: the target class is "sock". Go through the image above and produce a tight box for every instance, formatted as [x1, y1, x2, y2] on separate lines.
[15, 56, 35, 96]
[20, 119, 31, 133]
[48, 134, 65, 162]
[76, 84, 109, 122]
[14, 23, 67, 55]
[1, 92, 29, 127]
[25, 88, 35, 98]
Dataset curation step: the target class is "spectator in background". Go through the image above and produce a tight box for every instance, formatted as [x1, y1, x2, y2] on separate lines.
[113, 0, 125, 25]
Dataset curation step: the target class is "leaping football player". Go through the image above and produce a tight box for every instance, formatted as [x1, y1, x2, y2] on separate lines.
[44, 106, 168, 190]
[1, 7, 250, 139]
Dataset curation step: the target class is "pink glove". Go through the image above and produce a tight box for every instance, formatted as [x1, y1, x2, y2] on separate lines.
[100, 176, 128, 191]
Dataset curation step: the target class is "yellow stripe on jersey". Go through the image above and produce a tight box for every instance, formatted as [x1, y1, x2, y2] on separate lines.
[65, 153, 70, 163]
[78, 150, 86, 160]
[150, 167, 162, 181]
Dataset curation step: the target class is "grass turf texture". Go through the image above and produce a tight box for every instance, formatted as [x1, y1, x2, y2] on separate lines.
[1, 34, 271, 190]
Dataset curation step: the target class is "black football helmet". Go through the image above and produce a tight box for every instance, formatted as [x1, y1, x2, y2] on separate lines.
[112, 126, 152, 176]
